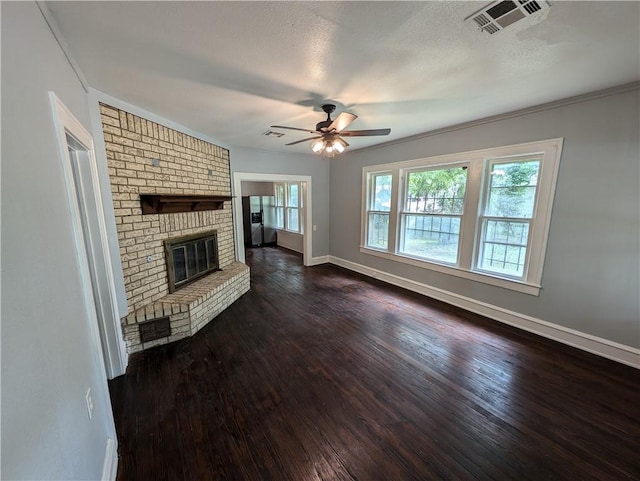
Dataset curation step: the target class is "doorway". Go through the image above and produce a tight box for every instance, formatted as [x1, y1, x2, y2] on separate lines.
[50, 93, 127, 380]
[241, 182, 278, 249]
[232, 173, 312, 266]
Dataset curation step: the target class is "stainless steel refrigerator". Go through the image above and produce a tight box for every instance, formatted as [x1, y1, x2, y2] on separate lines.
[242, 196, 277, 247]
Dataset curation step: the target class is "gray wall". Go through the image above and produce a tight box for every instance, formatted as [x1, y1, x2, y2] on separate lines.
[231, 147, 330, 258]
[241, 181, 274, 196]
[330, 87, 640, 348]
[1, 3, 116, 479]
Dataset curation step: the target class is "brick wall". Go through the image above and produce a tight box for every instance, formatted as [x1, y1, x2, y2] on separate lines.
[100, 103, 235, 314]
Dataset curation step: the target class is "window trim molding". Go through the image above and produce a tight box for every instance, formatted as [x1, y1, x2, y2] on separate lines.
[275, 181, 304, 234]
[363, 171, 393, 249]
[359, 245, 542, 295]
[285, 182, 303, 234]
[274, 182, 285, 230]
[361, 138, 564, 296]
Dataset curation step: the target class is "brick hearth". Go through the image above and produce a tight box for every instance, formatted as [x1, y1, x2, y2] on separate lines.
[100, 103, 249, 353]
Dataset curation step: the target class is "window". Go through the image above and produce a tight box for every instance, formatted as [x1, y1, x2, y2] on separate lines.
[400, 166, 467, 264]
[366, 173, 392, 249]
[477, 158, 539, 278]
[287, 183, 301, 232]
[361, 139, 563, 295]
[274, 182, 303, 234]
[274, 183, 285, 229]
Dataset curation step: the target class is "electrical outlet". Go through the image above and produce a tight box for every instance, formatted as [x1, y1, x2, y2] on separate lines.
[85, 388, 94, 420]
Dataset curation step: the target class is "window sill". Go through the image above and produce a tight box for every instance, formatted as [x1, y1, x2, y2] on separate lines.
[360, 246, 541, 296]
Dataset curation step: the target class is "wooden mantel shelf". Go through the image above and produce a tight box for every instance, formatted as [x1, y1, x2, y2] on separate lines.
[140, 194, 232, 214]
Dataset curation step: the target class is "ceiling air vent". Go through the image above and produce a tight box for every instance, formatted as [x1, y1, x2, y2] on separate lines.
[466, 0, 550, 35]
[262, 130, 285, 138]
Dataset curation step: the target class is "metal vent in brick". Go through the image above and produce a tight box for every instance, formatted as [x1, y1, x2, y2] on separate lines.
[466, 0, 549, 35]
[139, 316, 171, 343]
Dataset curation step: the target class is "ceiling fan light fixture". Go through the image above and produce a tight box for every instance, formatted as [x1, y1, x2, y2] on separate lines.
[275, 104, 390, 157]
[311, 139, 325, 153]
[333, 138, 346, 153]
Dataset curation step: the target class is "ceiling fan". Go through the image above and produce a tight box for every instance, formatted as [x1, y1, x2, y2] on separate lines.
[271, 104, 391, 156]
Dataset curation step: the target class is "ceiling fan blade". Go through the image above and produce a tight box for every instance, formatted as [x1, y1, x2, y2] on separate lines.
[340, 128, 391, 137]
[285, 136, 322, 146]
[328, 112, 357, 133]
[271, 125, 318, 134]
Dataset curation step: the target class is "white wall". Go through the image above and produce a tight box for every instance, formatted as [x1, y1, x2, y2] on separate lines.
[330, 86, 640, 351]
[231, 147, 330, 259]
[1, 3, 116, 479]
[276, 230, 304, 253]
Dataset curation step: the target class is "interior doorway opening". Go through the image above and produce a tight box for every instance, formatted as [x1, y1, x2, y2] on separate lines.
[50, 92, 127, 380]
[232, 173, 312, 266]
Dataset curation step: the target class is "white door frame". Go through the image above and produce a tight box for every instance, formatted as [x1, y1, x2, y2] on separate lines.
[232, 172, 312, 265]
[50, 92, 127, 379]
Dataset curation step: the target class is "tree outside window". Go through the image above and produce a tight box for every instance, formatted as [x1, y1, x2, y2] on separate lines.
[400, 167, 467, 264]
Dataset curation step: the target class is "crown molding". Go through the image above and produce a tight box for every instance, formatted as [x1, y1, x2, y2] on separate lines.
[37, 1, 90, 93]
[354, 81, 640, 154]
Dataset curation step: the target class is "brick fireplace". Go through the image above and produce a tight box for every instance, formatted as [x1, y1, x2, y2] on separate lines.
[100, 103, 249, 353]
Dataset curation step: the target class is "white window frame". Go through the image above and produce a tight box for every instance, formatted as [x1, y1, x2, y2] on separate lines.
[398, 163, 470, 266]
[365, 171, 393, 250]
[361, 138, 563, 296]
[275, 181, 304, 234]
[274, 183, 285, 229]
[475, 155, 541, 280]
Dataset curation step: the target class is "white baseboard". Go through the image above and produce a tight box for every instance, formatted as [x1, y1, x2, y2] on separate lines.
[328, 256, 640, 369]
[308, 255, 330, 266]
[277, 242, 303, 254]
[102, 437, 118, 481]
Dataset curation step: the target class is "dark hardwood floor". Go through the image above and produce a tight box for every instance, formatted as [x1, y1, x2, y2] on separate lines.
[110, 247, 640, 481]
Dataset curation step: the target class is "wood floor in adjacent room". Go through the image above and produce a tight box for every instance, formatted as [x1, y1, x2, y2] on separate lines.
[109, 247, 640, 481]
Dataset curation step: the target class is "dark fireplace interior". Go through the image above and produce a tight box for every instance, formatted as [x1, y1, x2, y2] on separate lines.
[165, 230, 219, 292]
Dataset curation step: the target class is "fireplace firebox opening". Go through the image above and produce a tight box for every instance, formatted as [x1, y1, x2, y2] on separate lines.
[164, 230, 219, 293]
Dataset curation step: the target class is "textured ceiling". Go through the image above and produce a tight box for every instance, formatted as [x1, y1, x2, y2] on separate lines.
[45, 1, 640, 154]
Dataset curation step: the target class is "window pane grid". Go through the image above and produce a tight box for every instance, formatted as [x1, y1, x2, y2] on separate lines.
[274, 183, 302, 233]
[372, 174, 392, 212]
[366, 173, 392, 250]
[286, 207, 299, 232]
[477, 159, 539, 279]
[275, 207, 284, 229]
[368, 213, 389, 249]
[479, 219, 530, 277]
[480, 243, 527, 275]
[403, 213, 462, 238]
[405, 167, 466, 214]
[400, 213, 461, 264]
[398, 166, 467, 263]
[486, 160, 539, 219]
[288, 184, 299, 208]
[405, 194, 465, 214]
